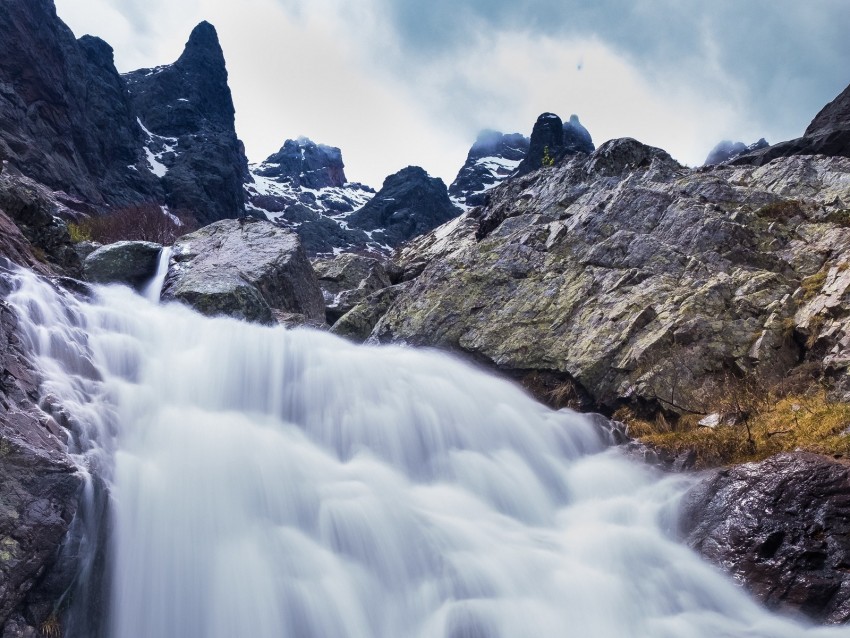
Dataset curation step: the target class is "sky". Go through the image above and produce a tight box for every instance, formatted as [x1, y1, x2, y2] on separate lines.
[54, 0, 850, 188]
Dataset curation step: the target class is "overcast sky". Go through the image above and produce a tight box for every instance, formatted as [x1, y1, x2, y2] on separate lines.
[54, 0, 850, 187]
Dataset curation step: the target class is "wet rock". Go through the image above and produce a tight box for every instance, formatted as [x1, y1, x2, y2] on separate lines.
[681, 452, 850, 624]
[161, 218, 324, 324]
[333, 283, 412, 342]
[0, 280, 81, 633]
[83, 241, 162, 289]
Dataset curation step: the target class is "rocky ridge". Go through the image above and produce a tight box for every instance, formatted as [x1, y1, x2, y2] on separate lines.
[515, 113, 594, 177]
[123, 22, 247, 224]
[245, 137, 375, 255]
[448, 130, 529, 207]
[704, 138, 769, 166]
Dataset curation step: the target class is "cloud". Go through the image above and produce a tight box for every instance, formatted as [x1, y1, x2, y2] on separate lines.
[53, 0, 850, 185]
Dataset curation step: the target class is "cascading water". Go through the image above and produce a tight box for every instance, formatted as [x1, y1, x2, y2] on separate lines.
[5, 265, 846, 638]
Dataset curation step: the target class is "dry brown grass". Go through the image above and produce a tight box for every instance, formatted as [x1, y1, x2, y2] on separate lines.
[625, 391, 850, 468]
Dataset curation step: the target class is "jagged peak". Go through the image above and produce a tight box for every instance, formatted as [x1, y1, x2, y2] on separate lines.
[176, 21, 226, 70]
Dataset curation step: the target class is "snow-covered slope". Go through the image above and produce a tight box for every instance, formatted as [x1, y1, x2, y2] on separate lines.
[244, 137, 379, 255]
[449, 130, 529, 207]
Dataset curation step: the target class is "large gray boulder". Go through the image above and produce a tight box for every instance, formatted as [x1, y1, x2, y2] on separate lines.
[161, 218, 325, 324]
[355, 141, 850, 413]
[83, 241, 162, 289]
[681, 452, 850, 624]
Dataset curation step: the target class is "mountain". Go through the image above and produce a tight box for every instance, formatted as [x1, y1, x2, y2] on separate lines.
[0, 0, 160, 205]
[515, 113, 594, 176]
[449, 130, 529, 207]
[245, 137, 375, 255]
[346, 166, 462, 248]
[123, 22, 247, 224]
[732, 82, 850, 166]
[703, 138, 769, 165]
[0, 2, 245, 224]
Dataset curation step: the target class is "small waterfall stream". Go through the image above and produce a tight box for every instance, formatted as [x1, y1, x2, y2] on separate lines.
[5, 266, 844, 638]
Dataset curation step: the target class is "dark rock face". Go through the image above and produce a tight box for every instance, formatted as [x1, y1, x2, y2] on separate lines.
[733, 81, 850, 166]
[562, 114, 595, 155]
[123, 22, 246, 224]
[681, 452, 850, 624]
[0, 173, 82, 278]
[515, 113, 594, 176]
[161, 218, 325, 324]
[347, 166, 461, 247]
[245, 138, 375, 255]
[449, 130, 529, 207]
[83, 241, 162, 289]
[0, 267, 81, 635]
[255, 138, 347, 189]
[0, 0, 160, 206]
[704, 138, 769, 166]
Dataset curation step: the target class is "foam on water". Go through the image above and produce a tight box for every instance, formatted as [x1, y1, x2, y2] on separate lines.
[5, 267, 845, 638]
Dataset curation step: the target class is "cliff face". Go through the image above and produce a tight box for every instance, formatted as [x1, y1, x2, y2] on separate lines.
[124, 22, 246, 224]
[0, 0, 160, 205]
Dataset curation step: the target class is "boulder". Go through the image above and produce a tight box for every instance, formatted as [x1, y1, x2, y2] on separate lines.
[83, 241, 162, 289]
[313, 254, 392, 323]
[680, 452, 850, 624]
[355, 143, 850, 413]
[161, 218, 325, 324]
[332, 283, 412, 342]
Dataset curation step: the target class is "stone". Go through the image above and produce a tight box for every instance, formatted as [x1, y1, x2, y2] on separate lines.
[332, 283, 412, 342]
[83, 241, 163, 289]
[352, 144, 850, 414]
[313, 254, 392, 323]
[161, 218, 325, 324]
[515, 112, 594, 176]
[680, 452, 850, 624]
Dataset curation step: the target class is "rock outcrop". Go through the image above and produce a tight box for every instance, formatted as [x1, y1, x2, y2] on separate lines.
[0, 173, 82, 278]
[161, 218, 324, 324]
[245, 138, 374, 255]
[704, 138, 769, 166]
[313, 254, 394, 324]
[0, 267, 81, 636]
[124, 22, 247, 224]
[449, 130, 529, 207]
[83, 241, 162, 289]
[515, 113, 594, 177]
[0, 0, 160, 206]
[681, 452, 850, 624]
[346, 166, 461, 248]
[344, 140, 850, 414]
[733, 81, 850, 166]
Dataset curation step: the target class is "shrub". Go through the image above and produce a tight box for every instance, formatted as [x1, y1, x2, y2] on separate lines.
[69, 204, 198, 245]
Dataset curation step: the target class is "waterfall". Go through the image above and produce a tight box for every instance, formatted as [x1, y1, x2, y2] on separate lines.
[5, 266, 843, 638]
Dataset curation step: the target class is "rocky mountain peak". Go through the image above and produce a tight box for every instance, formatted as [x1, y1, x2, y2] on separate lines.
[806, 82, 850, 138]
[255, 137, 347, 189]
[449, 130, 529, 207]
[516, 111, 595, 176]
[704, 138, 769, 166]
[346, 166, 460, 247]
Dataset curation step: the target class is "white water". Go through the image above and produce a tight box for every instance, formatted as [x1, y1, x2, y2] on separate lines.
[6, 267, 846, 638]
